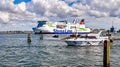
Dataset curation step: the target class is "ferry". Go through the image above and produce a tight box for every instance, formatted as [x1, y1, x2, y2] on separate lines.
[32, 19, 91, 34]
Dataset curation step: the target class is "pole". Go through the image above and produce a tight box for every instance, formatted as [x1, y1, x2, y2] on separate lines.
[40, 34, 43, 40]
[27, 33, 32, 43]
[103, 40, 111, 67]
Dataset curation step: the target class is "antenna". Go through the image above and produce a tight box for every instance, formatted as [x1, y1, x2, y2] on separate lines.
[110, 20, 115, 32]
[112, 20, 113, 27]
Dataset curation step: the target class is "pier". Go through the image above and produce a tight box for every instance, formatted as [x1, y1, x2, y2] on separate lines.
[110, 36, 120, 40]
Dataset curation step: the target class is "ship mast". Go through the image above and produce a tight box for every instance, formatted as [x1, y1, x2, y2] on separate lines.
[110, 20, 115, 32]
[112, 20, 113, 27]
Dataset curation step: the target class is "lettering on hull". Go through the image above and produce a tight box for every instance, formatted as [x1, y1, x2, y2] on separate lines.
[53, 29, 72, 34]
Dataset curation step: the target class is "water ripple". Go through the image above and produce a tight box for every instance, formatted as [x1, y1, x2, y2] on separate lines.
[0, 34, 119, 66]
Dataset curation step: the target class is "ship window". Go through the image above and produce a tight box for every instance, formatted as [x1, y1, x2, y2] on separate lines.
[87, 36, 97, 39]
[80, 36, 97, 39]
[70, 26, 76, 29]
[56, 25, 66, 29]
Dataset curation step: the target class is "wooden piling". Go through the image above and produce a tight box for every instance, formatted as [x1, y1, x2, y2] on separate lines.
[103, 40, 111, 67]
[106, 30, 111, 40]
[40, 34, 43, 40]
[27, 33, 32, 43]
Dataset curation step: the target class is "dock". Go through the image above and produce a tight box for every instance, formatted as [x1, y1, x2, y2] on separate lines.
[110, 36, 120, 40]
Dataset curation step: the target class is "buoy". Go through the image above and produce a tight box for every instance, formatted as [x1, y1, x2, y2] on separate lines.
[27, 34, 32, 43]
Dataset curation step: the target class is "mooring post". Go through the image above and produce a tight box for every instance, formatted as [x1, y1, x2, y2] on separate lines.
[27, 33, 32, 43]
[106, 30, 111, 40]
[103, 40, 111, 67]
[40, 34, 43, 40]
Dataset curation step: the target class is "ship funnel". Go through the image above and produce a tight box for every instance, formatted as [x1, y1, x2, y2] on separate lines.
[80, 19, 85, 25]
[79, 19, 85, 28]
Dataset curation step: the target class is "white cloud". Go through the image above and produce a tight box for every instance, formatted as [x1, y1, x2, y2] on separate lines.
[88, 10, 108, 17]
[17, 2, 26, 11]
[27, 0, 75, 17]
[0, 0, 37, 22]
[81, 0, 120, 17]
[0, 12, 9, 22]
[1, 0, 120, 20]
[1, 0, 120, 31]
[26, 0, 120, 18]
[0, 0, 38, 31]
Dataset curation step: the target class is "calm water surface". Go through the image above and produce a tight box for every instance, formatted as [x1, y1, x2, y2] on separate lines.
[0, 34, 120, 67]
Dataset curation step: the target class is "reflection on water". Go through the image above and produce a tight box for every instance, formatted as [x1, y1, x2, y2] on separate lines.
[0, 34, 119, 67]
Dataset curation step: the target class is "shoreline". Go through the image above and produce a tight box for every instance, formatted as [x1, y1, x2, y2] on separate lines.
[0, 31, 34, 34]
[0, 30, 120, 34]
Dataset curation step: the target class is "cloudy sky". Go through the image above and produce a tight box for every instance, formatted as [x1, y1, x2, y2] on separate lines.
[0, 0, 120, 31]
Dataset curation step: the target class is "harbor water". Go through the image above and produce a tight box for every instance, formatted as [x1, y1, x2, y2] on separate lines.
[0, 34, 120, 67]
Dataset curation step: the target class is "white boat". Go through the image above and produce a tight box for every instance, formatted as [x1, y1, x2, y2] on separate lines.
[64, 31, 108, 46]
[32, 19, 91, 34]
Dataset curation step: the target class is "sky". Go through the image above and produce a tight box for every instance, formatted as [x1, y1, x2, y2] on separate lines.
[13, 0, 31, 4]
[0, 0, 120, 31]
